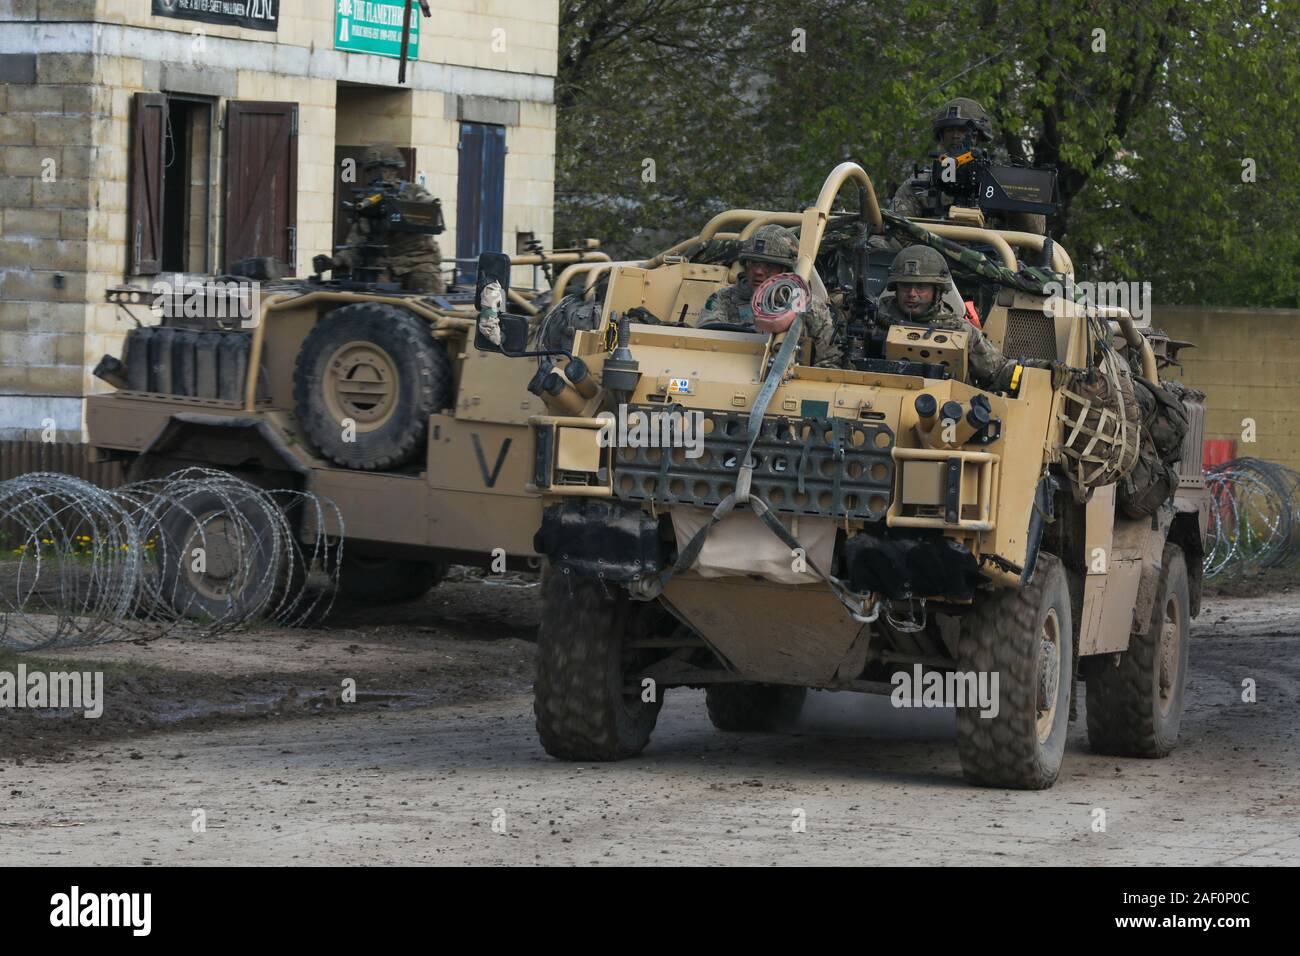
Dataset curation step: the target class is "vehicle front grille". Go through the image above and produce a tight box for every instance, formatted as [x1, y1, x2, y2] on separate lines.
[611, 406, 895, 520]
[1003, 309, 1058, 361]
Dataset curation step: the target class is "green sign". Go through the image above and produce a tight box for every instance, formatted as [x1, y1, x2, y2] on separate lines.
[335, 0, 419, 60]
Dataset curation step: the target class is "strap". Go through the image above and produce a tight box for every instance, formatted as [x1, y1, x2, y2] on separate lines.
[737, 313, 804, 503]
[652, 311, 879, 623]
[797, 427, 814, 495]
[749, 496, 877, 622]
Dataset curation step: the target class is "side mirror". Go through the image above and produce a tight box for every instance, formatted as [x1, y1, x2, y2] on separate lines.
[475, 251, 512, 310]
[473, 251, 531, 355]
[474, 311, 530, 355]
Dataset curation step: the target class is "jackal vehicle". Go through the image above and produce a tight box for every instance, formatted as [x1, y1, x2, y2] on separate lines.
[473, 163, 1208, 789]
[85, 246, 611, 612]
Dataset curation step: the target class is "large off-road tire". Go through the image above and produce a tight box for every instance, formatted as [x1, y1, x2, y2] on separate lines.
[293, 304, 451, 470]
[338, 551, 446, 604]
[705, 684, 807, 731]
[955, 553, 1073, 789]
[1085, 545, 1190, 757]
[534, 571, 666, 761]
[156, 489, 290, 623]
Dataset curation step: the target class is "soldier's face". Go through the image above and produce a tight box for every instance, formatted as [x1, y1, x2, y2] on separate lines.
[897, 283, 936, 316]
[743, 260, 783, 288]
[939, 127, 968, 151]
[380, 166, 401, 183]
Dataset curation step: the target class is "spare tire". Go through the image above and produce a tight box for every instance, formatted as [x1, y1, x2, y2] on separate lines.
[294, 303, 451, 469]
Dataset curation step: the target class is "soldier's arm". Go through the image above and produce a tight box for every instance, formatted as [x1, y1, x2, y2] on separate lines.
[891, 178, 923, 218]
[963, 318, 1054, 392]
[807, 298, 844, 368]
[403, 183, 436, 203]
[335, 221, 364, 271]
[695, 291, 724, 328]
[891, 166, 936, 218]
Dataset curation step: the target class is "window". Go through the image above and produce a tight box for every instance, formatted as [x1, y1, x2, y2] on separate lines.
[130, 94, 298, 275]
[455, 122, 506, 283]
[129, 92, 215, 275]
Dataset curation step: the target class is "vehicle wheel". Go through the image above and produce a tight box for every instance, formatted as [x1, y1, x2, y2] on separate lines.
[339, 551, 446, 603]
[955, 553, 1073, 789]
[705, 684, 806, 731]
[156, 489, 289, 623]
[1085, 545, 1190, 757]
[293, 303, 451, 470]
[534, 571, 666, 760]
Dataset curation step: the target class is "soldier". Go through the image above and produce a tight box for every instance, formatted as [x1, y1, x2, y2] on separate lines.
[696, 224, 842, 368]
[335, 145, 445, 293]
[891, 97, 1046, 235]
[877, 245, 1058, 391]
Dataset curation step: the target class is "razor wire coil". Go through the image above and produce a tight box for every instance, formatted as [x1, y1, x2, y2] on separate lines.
[0, 469, 344, 650]
[1204, 457, 1300, 581]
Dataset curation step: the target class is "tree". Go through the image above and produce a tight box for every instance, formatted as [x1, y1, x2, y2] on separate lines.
[555, 0, 1300, 306]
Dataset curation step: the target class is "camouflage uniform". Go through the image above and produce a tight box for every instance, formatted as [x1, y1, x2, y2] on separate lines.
[696, 224, 842, 368]
[877, 245, 1050, 392]
[892, 98, 1047, 235]
[338, 145, 445, 293]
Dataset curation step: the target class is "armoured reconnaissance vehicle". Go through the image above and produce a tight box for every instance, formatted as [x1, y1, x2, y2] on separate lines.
[85, 245, 611, 612]
[472, 163, 1208, 789]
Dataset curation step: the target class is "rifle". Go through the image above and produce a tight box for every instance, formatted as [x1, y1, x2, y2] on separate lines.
[333, 181, 445, 284]
[931, 132, 1060, 219]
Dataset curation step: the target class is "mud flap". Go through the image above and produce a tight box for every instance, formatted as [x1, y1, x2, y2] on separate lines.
[1020, 473, 1058, 586]
[533, 499, 663, 581]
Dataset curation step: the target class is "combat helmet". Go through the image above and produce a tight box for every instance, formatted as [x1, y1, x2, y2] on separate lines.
[886, 245, 951, 290]
[932, 97, 994, 143]
[738, 224, 798, 269]
[362, 144, 406, 171]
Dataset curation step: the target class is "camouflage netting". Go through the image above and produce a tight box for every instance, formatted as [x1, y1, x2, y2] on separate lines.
[1057, 318, 1142, 500]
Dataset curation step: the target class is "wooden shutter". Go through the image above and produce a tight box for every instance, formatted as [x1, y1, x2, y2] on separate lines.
[455, 122, 506, 282]
[130, 93, 168, 275]
[223, 100, 298, 270]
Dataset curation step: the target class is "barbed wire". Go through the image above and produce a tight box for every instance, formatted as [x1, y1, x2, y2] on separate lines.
[1204, 457, 1300, 581]
[6, 456, 1292, 645]
[0, 469, 343, 650]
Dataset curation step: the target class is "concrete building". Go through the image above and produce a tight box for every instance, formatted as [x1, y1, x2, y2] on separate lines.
[0, 0, 558, 442]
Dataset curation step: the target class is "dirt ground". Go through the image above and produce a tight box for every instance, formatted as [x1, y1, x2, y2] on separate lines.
[1, 566, 1297, 865]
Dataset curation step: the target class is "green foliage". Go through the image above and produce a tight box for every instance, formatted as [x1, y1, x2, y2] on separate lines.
[555, 0, 1300, 306]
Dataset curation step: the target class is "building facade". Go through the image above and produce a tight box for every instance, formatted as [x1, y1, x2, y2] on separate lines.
[0, 0, 558, 442]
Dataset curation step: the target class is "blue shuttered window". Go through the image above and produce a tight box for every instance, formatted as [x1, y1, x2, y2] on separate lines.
[456, 122, 506, 282]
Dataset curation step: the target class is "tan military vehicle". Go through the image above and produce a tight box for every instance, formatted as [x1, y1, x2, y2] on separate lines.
[472, 163, 1208, 789]
[85, 247, 610, 611]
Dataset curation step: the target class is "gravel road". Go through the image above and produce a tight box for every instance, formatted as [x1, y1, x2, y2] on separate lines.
[1, 574, 1297, 865]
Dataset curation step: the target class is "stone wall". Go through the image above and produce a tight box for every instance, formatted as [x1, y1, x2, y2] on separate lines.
[0, 0, 558, 439]
[0, 45, 98, 442]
